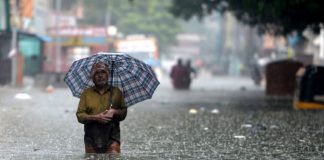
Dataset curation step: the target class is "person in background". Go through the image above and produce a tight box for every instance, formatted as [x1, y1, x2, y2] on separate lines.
[170, 58, 189, 90]
[76, 62, 127, 155]
[184, 60, 197, 89]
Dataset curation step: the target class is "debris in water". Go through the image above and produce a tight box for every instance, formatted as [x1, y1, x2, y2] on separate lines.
[241, 124, 253, 128]
[14, 93, 32, 100]
[45, 85, 54, 93]
[234, 135, 246, 139]
[189, 108, 198, 114]
[270, 125, 279, 129]
[211, 109, 219, 114]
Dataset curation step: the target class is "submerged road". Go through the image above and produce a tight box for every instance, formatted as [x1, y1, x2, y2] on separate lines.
[0, 75, 324, 159]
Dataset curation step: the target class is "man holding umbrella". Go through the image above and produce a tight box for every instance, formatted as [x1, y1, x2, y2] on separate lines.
[76, 62, 127, 154]
[65, 52, 160, 155]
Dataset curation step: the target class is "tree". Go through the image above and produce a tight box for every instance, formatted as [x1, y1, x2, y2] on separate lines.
[170, 0, 324, 35]
[77, 0, 109, 26]
[80, 0, 182, 51]
[108, 0, 182, 50]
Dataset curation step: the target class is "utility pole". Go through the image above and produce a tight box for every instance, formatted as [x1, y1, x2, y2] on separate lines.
[6, 0, 18, 87]
[4, 0, 11, 32]
[10, 28, 18, 86]
[55, 0, 62, 73]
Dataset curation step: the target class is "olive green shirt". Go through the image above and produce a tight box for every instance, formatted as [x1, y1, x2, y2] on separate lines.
[76, 86, 127, 124]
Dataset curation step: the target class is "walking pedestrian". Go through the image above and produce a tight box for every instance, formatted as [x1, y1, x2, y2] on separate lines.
[76, 62, 127, 155]
[184, 60, 197, 89]
[170, 58, 190, 89]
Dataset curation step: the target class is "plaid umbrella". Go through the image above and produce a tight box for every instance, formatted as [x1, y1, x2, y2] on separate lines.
[64, 52, 160, 107]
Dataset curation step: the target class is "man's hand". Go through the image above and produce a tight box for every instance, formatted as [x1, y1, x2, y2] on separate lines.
[104, 108, 119, 119]
[95, 110, 111, 124]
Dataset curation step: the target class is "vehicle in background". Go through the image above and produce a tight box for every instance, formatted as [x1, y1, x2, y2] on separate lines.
[250, 50, 289, 86]
[114, 35, 162, 79]
[294, 65, 324, 109]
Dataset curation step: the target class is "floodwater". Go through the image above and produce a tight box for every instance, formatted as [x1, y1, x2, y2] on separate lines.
[1, 75, 324, 159]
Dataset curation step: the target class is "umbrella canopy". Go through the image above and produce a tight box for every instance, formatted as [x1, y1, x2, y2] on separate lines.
[64, 52, 160, 107]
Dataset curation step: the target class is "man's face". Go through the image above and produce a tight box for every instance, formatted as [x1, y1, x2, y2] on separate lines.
[93, 69, 109, 86]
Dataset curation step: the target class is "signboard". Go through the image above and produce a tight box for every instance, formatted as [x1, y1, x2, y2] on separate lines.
[116, 39, 156, 53]
[49, 27, 108, 37]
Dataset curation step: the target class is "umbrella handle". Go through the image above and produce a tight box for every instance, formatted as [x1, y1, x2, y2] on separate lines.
[109, 61, 115, 109]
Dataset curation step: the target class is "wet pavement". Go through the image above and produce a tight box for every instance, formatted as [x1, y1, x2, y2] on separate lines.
[1, 76, 324, 159]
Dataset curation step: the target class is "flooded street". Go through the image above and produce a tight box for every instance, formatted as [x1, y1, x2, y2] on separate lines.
[1, 0, 324, 159]
[1, 75, 324, 159]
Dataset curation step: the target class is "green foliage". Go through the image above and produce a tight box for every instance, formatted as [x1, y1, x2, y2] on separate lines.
[107, 0, 182, 50]
[54, 0, 77, 11]
[78, 0, 108, 26]
[170, 0, 324, 35]
[80, 0, 182, 50]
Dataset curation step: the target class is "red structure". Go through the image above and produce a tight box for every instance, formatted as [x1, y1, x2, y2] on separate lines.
[43, 27, 111, 74]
